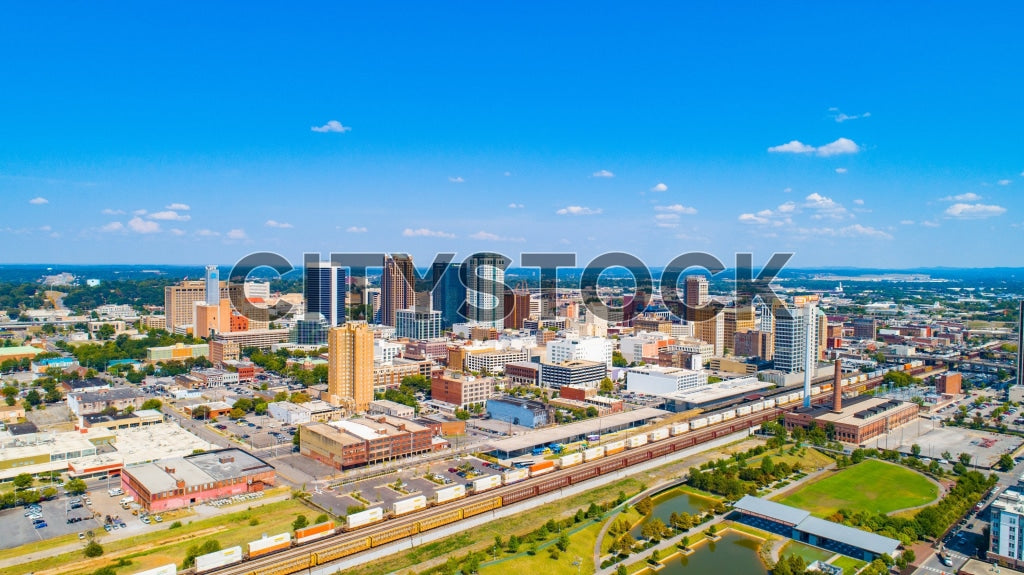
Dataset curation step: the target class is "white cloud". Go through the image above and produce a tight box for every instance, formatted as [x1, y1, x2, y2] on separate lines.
[650, 182, 668, 192]
[804, 193, 848, 219]
[900, 220, 915, 225]
[655, 214, 679, 221]
[835, 168, 848, 174]
[783, 187, 793, 193]
[165, 203, 190, 211]
[592, 169, 615, 178]
[469, 231, 525, 242]
[102, 208, 125, 215]
[655, 204, 697, 215]
[921, 220, 940, 228]
[132, 209, 147, 216]
[100, 222, 124, 232]
[853, 199, 864, 205]
[29, 197, 48, 205]
[148, 210, 190, 221]
[403, 228, 456, 238]
[265, 219, 293, 229]
[227, 229, 247, 240]
[739, 213, 770, 225]
[170, 228, 185, 236]
[197, 229, 220, 237]
[840, 224, 892, 239]
[768, 138, 860, 157]
[508, 203, 524, 209]
[556, 205, 602, 216]
[831, 109, 871, 123]
[768, 140, 815, 154]
[941, 192, 982, 202]
[998, 179, 1012, 186]
[944, 203, 1007, 219]
[127, 217, 160, 234]
[448, 176, 465, 183]
[346, 226, 368, 233]
[311, 120, 351, 133]
[777, 202, 796, 213]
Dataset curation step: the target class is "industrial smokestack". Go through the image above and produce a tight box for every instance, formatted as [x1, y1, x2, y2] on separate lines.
[832, 358, 843, 413]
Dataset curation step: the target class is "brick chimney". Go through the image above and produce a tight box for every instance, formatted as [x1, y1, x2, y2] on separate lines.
[831, 359, 843, 413]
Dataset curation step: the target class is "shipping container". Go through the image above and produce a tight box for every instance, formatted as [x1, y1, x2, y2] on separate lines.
[750, 401, 764, 413]
[529, 460, 556, 476]
[559, 452, 584, 468]
[722, 409, 736, 421]
[472, 475, 502, 493]
[604, 439, 626, 455]
[247, 532, 292, 558]
[688, 417, 709, 429]
[502, 468, 529, 485]
[736, 405, 752, 416]
[669, 422, 689, 435]
[346, 507, 385, 530]
[706, 413, 723, 425]
[133, 564, 177, 575]
[295, 521, 335, 544]
[763, 398, 776, 408]
[583, 445, 606, 461]
[788, 392, 800, 402]
[195, 546, 243, 573]
[392, 495, 428, 516]
[434, 484, 468, 504]
[648, 428, 669, 442]
[859, 374, 868, 382]
[626, 435, 648, 448]
[811, 386, 821, 396]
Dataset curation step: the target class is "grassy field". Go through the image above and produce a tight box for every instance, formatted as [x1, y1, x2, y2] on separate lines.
[830, 554, 867, 575]
[774, 459, 937, 517]
[747, 446, 835, 471]
[0, 496, 320, 575]
[781, 540, 834, 564]
[477, 521, 604, 575]
[342, 477, 647, 575]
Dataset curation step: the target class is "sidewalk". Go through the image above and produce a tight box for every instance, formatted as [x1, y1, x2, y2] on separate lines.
[591, 463, 836, 575]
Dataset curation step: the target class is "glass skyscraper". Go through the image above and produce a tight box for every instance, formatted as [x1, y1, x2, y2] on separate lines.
[304, 260, 347, 327]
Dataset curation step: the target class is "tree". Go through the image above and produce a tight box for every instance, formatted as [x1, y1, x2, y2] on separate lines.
[12, 473, 33, 490]
[599, 377, 615, 395]
[254, 401, 268, 415]
[229, 408, 246, 420]
[233, 398, 254, 412]
[292, 514, 309, 530]
[556, 530, 570, 551]
[315, 513, 329, 525]
[292, 426, 301, 446]
[959, 452, 972, 466]
[191, 405, 211, 420]
[616, 566, 628, 575]
[141, 398, 162, 411]
[911, 444, 922, 457]
[455, 409, 471, 421]
[289, 392, 311, 403]
[274, 391, 289, 402]
[635, 496, 653, 515]
[97, 324, 116, 340]
[999, 453, 1015, 472]
[24, 389, 41, 407]
[66, 478, 88, 495]
[83, 541, 104, 558]
[125, 370, 145, 384]
[507, 535, 520, 553]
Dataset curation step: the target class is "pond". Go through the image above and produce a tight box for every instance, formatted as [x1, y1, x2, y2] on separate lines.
[643, 531, 768, 574]
[631, 486, 717, 538]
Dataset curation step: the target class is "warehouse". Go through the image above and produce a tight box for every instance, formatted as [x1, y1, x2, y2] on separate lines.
[784, 395, 919, 445]
[120, 448, 275, 512]
[484, 407, 669, 459]
[299, 416, 434, 470]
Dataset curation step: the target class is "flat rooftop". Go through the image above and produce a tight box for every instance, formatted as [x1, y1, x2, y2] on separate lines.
[484, 407, 669, 453]
[187, 448, 274, 481]
[664, 377, 773, 404]
[126, 448, 272, 494]
[793, 396, 914, 426]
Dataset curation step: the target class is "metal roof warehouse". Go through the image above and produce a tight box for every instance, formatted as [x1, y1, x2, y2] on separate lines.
[733, 495, 900, 561]
[484, 407, 669, 459]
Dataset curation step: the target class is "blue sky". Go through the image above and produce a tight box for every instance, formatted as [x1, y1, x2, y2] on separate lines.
[2, 3, 1023, 268]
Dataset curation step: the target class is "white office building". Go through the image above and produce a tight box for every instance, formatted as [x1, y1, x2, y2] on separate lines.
[774, 304, 820, 373]
[396, 308, 442, 340]
[992, 489, 1024, 563]
[625, 365, 708, 395]
[546, 337, 613, 368]
[374, 340, 404, 365]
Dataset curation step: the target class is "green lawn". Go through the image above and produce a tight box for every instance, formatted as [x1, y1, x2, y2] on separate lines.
[780, 540, 834, 564]
[774, 459, 937, 517]
[830, 554, 867, 575]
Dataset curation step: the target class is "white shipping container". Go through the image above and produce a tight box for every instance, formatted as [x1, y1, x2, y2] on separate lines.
[604, 439, 626, 453]
[502, 468, 530, 484]
[583, 446, 606, 461]
[750, 401, 764, 413]
[626, 435, 648, 448]
[763, 398, 776, 408]
[736, 405, 752, 416]
[648, 428, 669, 442]
[435, 484, 467, 503]
[722, 410, 736, 421]
[707, 413, 723, 425]
[472, 474, 502, 493]
[392, 495, 427, 516]
[346, 507, 384, 530]
[248, 533, 291, 556]
[669, 422, 689, 435]
[195, 546, 243, 573]
[788, 392, 800, 402]
[811, 386, 821, 396]
[559, 452, 584, 468]
[689, 417, 709, 429]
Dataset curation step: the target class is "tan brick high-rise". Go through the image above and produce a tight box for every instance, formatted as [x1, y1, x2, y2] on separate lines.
[328, 323, 374, 412]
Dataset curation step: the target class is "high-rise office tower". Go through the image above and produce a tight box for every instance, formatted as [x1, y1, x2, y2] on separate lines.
[684, 275, 708, 315]
[205, 265, 220, 306]
[382, 254, 415, 327]
[504, 290, 531, 329]
[431, 262, 466, 329]
[685, 275, 724, 355]
[304, 261, 347, 327]
[773, 299, 821, 375]
[327, 322, 374, 412]
[465, 253, 507, 329]
[165, 280, 241, 332]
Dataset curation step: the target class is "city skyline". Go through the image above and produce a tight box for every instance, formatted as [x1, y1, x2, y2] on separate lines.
[3, 4, 1024, 267]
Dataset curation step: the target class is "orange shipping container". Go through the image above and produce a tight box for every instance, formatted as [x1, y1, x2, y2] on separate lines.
[295, 521, 334, 543]
[529, 460, 555, 476]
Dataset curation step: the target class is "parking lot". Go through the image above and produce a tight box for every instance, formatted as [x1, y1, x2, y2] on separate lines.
[864, 418, 1024, 468]
[208, 417, 295, 450]
[308, 455, 502, 516]
[0, 495, 101, 550]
